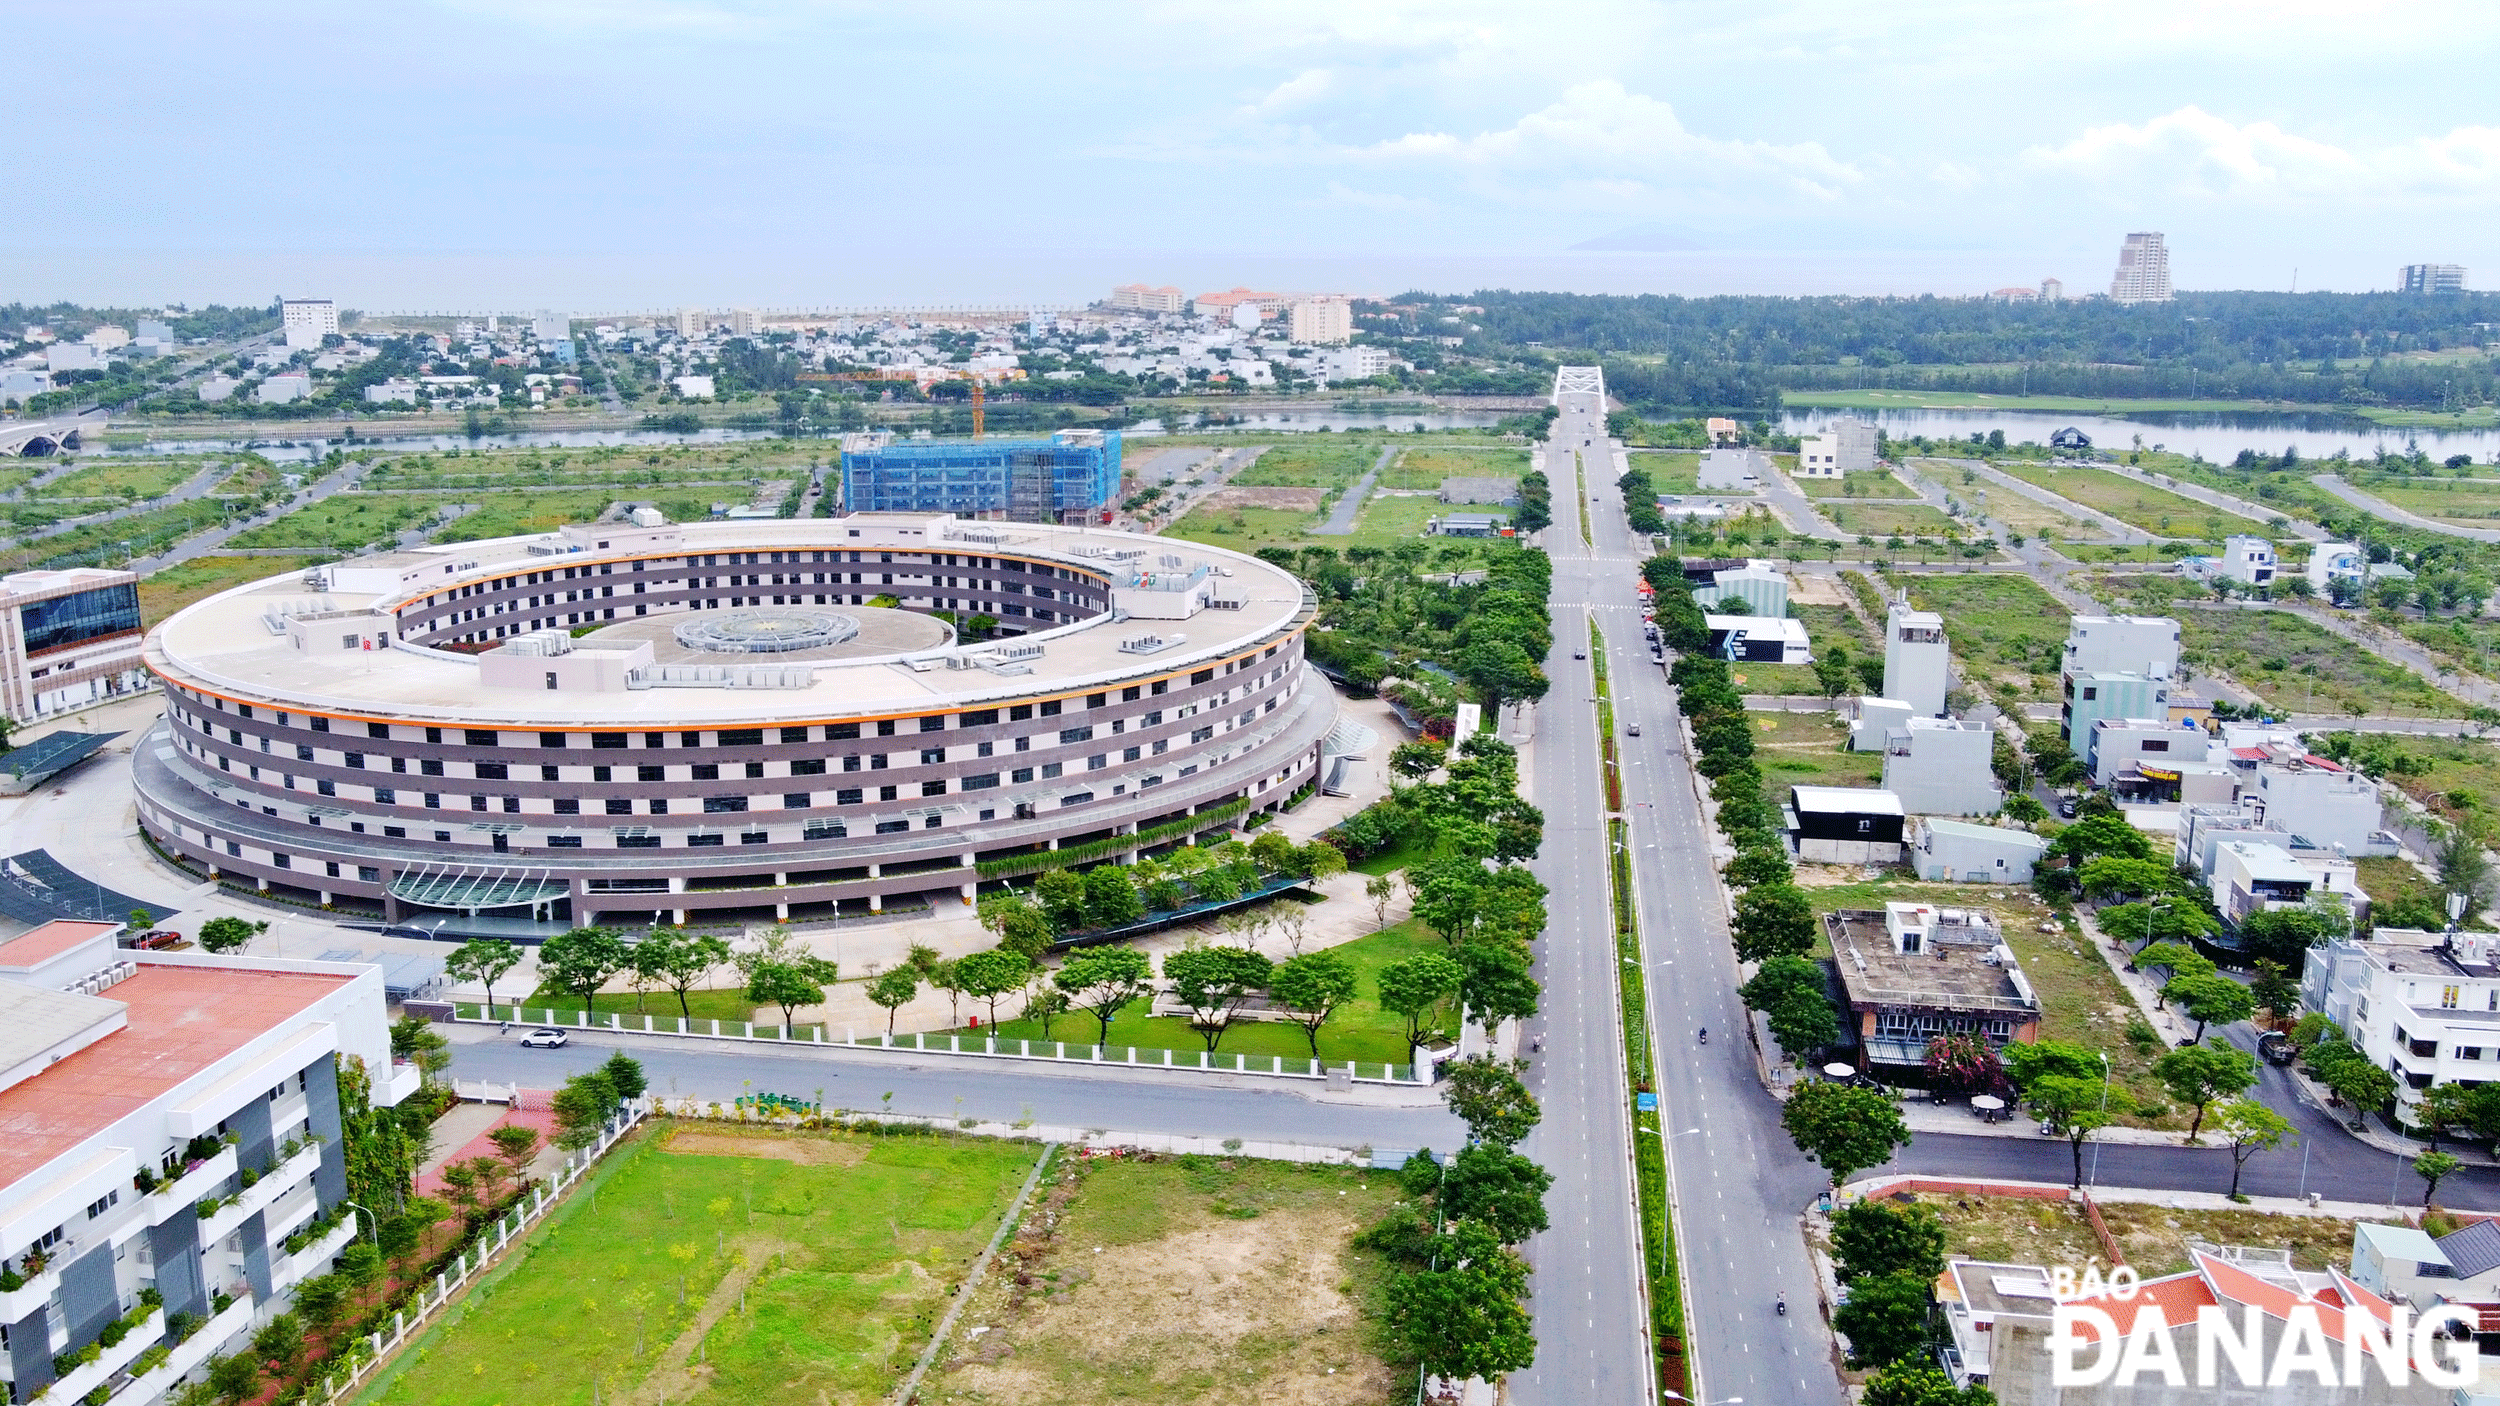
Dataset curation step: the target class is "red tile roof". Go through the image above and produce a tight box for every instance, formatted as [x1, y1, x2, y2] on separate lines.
[0, 965, 350, 1189]
[0, 920, 118, 969]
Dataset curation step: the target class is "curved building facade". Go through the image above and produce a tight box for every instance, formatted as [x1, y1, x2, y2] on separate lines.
[133, 513, 1331, 927]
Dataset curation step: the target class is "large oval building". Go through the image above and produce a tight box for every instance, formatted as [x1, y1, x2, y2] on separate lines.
[133, 513, 1332, 927]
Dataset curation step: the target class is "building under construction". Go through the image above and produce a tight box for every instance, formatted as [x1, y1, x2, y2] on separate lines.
[838, 429, 1122, 523]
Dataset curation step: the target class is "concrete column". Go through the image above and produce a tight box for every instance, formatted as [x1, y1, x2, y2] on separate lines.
[57, 1242, 118, 1351]
[774, 902, 789, 920]
[673, 909, 688, 925]
[230, 1093, 275, 1179]
[774, 872, 788, 886]
[8, 1305, 53, 1398]
[867, 863, 881, 878]
[960, 882, 976, 904]
[868, 893, 883, 913]
[305, 1055, 347, 1208]
[238, 1210, 274, 1304]
[148, 1204, 209, 1326]
[318, 891, 332, 905]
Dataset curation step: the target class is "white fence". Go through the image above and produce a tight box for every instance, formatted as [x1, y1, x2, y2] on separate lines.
[453, 1003, 1424, 1084]
[316, 1095, 650, 1403]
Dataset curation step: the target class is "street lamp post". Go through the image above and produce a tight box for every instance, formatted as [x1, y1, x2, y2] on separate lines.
[2089, 1052, 2111, 1188]
[340, 1199, 378, 1242]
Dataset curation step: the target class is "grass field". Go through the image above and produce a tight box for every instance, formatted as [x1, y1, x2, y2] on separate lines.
[1346, 490, 1466, 546]
[138, 555, 324, 623]
[514, 984, 760, 1025]
[1819, 500, 1961, 539]
[1746, 710, 1881, 805]
[1990, 462, 2262, 539]
[2346, 475, 2500, 525]
[1907, 460, 2105, 540]
[29, 459, 204, 501]
[1779, 386, 2491, 431]
[1887, 571, 2073, 697]
[1162, 503, 1326, 554]
[225, 495, 443, 551]
[976, 919, 1455, 1064]
[0, 498, 231, 571]
[434, 488, 731, 543]
[2058, 540, 2227, 564]
[1799, 470, 1916, 500]
[1381, 445, 1531, 491]
[1631, 451, 1707, 493]
[1227, 439, 1387, 491]
[360, 1124, 1042, 1406]
[937, 1150, 1401, 1403]
[2178, 607, 2460, 717]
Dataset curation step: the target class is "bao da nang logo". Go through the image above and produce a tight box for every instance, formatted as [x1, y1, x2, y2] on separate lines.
[2046, 1264, 2483, 1390]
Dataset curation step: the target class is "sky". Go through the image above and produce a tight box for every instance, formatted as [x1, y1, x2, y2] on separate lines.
[10, 0, 2500, 310]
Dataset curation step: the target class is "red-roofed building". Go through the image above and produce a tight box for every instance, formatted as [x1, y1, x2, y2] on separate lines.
[0, 945, 400, 1403]
[1954, 1244, 2457, 1406]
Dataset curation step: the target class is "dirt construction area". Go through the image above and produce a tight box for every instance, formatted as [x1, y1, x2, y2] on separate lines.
[1197, 485, 1325, 514]
[937, 1149, 1404, 1405]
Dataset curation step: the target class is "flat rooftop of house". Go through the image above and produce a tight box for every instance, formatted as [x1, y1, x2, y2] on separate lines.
[2216, 838, 2312, 882]
[1790, 786, 1903, 816]
[1942, 1260, 2059, 1321]
[146, 519, 1305, 726]
[1826, 909, 2037, 1012]
[0, 963, 352, 1191]
[1917, 818, 2047, 850]
[2355, 928, 2500, 980]
[0, 919, 118, 971]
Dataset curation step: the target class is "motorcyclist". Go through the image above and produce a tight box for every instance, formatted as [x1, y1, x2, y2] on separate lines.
[1777, 1292, 1787, 1315]
[1698, 1028, 1708, 1044]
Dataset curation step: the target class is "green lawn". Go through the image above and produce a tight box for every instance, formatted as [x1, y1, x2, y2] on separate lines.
[974, 919, 1457, 1064]
[2346, 475, 2500, 525]
[1887, 571, 2072, 697]
[1346, 490, 1474, 547]
[1382, 445, 1531, 491]
[1226, 439, 1387, 491]
[138, 554, 324, 624]
[1990, 462, 2263, 539]
[2178, 607, 2461, 717]
[1799, 471, 1914, 501]
[29, 459, 202, 501]
[1819, 500, 1961, 539]
[1631, 451, 1706, 493]
[1162, 503, 1327, 554]
[359, 1124, 1041, 1406]
[226, 494, 442, 551]
[509, 983, 760, 1024]
[433, 488, 733, 543]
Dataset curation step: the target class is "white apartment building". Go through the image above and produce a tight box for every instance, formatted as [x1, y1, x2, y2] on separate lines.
[278, 299, 337, 351]
[253, 374, 310, 406]
[1109, 284, 1188, 315]
[2242, 754, 2388, 856]
[2038, 277, 2064, 302]
[2218, 534, 2275, 587]
[1319, 346, 1391, 381]
[2308, 541, 2364, 594]
[0, 567, 150, 722]
[1880, 717, 2001, 816]
[0, 923, 407, 1403]
[1287, 298, 1352, 345]
[1831, 419, 1879, 472]
[2303, 928, 2500, 1121]
[728, 308, 761, 337]
[1796, 433, 1840, 477]
[1882, 598, 1950, 717]
[2400, 264, 2467, 295]
[674, 307, 708, 339]
[2087, 717, 2208, 788]
[2108, 232, 2173, 304]
[45, 344, 100, 375]
[671, 375, 716, 400]
[2061, 614, 2179, 681]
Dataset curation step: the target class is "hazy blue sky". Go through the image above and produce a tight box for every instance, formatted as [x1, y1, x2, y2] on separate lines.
[12, 0, 2500, 307]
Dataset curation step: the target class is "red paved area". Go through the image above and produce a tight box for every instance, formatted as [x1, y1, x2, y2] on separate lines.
[416, 1096, 558, 1197]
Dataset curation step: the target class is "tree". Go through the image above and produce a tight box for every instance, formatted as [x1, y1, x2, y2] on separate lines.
[1831, 1200, 1948, 1282]
[2248, 959, 2300, 1026]
[745, 958, 831, 1028]
[537, 927, 629, 1013]
[1390, 740, 1448, 779]
[2418, 1081, 2474, 1149]
[2003, 1038, 2103, 1089]
[205, 1351, 262, 1405]
[1442, 1055, 1542, 1148]
[1862, 1361, 1999, 1406]
[1053, 947, 1155, 1045]
[1439, 1143, 1554, 1243]
[1458, 941, 1540, 1041]
[1269, 950, 1360, 1056]
[197, 915, 269, 955]
[2151, 1042, 2257, 1140]
[1297, 839, 1348, 884]
[598, 1050, 646, 1100]
[1162, 946, 1273, 1051]
[2165, 971, 2257, 1041]
[2026, 1073, 2134, 1186]
[1834, 1270, 1936, 1368]
[975, 891, 1055, 963]
[1377, 952, 1465, 1048]
[2417, 1149, 2463, 1206]
[292, 1275, 348, 1336]
[629, 931, 731, 1021]
[1723, 845, 1793, 889]
[866, 965, 919, 1037]
[1922, 1033, 2003, 1096]
[2212, 1098, 2291, 1199]
[1781, 1081, 1911, 1188]
[2324, 1052, 2398, 1123]
[953, 948, 1033, 1029]
[1766, 990, 1842, 1065]
[251, 1311, 305, 1379]
[550, 1068, 618, 1151]
[1740, 954, 1825, 1012]
[2237, 909, 2328, 970]
[1732, 883, 1817, 962]
[1034, 868, 1088, 934]
[444, 937, 522, 1013]
[1081, 864, 1145, 930]
[1382, 1252, 1538, 1382]
[2077, 856, 2176, 901]
[488, 1124, 540, 1186]
[1366, 872, 1398, 931]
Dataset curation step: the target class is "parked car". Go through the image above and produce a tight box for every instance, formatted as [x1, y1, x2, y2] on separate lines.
[122, 930, 184, 951]
[518, 1028, 569, 1049]
[2056, 797, 2078, 819]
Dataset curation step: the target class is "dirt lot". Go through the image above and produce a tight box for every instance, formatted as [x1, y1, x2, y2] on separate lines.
[1894, 1190, 2363, 1278]
[937, 1150, 1401, 1406]
[1198, 485, 1325, 514]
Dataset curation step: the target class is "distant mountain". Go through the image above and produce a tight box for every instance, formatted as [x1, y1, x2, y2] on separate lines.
[1570, 222, 1708, 252]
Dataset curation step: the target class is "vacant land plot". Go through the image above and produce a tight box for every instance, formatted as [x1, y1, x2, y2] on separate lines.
[1347, 490, 1463, 546]
[937, 1151, 1401, 1405]
[1383, 445, 1532, 491]
[226, 495, 443, 552]
[29, 459, 204, 501]
[1907, 461, 2105, 540]
[361, 1125, 1040, 1406]
[1801, 470, 1916, 501]
[1887, 572, 2073, 696]
[2348, 476, 2500, 525]
[1228, 440, 1386, 492]
[138, 555, 324, 623]
[1906, 1193, 2358, 1277]
[0, 498, 230, 571]
[1748, 709, 1882, 805]
[1820, 501, 1961, 539]
[1196, 486, 1323, 515]
[980, 920, 1452, 1064]
[1991, 463, 2262, 539]
[1163, 504, 1327, 555]
[435, 488, 730, 543]
[2059, 540, 2227, 565]
[2178, 607, 2458, 717]
[1635, 451, 1708, 493]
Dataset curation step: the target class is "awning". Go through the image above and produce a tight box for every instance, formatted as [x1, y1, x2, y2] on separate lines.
[387, 866, 568, 911]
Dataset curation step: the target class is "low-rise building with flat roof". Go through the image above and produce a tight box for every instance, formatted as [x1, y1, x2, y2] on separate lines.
[1826, 902, 2039, 1066]
[1788, 786, 1904, 864]
[1707, 614, 1810, 665]
[1880, 717, 2000, 816]
[1909, 817, 2048, 884]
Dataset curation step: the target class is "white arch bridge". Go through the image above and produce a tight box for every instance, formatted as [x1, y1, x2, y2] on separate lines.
[0, 416, 103, 456]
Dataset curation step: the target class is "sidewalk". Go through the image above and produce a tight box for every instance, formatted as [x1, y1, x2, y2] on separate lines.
[1848, 1170, 2411, 1222]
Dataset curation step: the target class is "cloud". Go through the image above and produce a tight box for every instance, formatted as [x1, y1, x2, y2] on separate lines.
[1348, 80, 1862, 198]
[2024, 105, 2500, 203]
[1248, 69, 1335, 116]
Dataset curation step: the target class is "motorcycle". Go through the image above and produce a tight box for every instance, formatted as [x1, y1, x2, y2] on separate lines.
[1698, 1028, 1709, 1045]
[1777, 1294, 1788, 1316]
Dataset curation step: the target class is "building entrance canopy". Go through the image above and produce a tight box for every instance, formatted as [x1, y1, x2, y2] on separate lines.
[388, 867, 570, 912]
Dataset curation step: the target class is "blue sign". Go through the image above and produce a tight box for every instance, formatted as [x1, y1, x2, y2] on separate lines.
[1635, 1092, 1658, 1111]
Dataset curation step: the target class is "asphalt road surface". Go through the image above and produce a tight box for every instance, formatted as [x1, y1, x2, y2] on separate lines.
[446, 1025, 1467, 1150]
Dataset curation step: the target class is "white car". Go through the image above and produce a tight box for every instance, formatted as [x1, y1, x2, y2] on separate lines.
[518, 1028, 569, 1049]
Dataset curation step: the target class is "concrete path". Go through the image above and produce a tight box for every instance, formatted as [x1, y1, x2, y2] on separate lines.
[1311, 443, 1398, 536]
[1755, 458, 1848, 541]
[2313, 472, 2500, 541]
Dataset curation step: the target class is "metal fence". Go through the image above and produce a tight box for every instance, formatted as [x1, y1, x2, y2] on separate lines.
[453, 1003, 1420, 1084]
